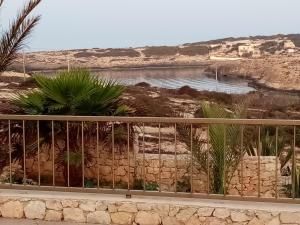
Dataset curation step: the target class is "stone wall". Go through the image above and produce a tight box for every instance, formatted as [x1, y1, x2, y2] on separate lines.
[0, 190, 299, 225]
[23, 144, 281, 197]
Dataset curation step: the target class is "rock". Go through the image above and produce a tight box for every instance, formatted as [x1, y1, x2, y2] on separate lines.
[45, 210, 62, 221]
[169, 205, 180, 217]
[79, 201, 96, 212]
[118, 203, 138, 213]
[266, 217, 280, 225]
[137, 203, 152, 211]
[1, 201, 24, 218]
[256, 211, 273, 222]
[24, 201, 46, 220]
[248, 217, 264, 225]
[213, 208, 230, 219]
[162, 216, 184, 225]
[280, 212, 300, 224]
[205, 217, 226, 225]
[96, 201, 108, 211]
[111, 212, 134, 225]
[153, 204, 170, 216]
[46, 200, 62, 211]
[87, 211, 111, 224]
[63, 208, 85, 223]
[176, 208, 197, 221]
[185, 216, 202, 225]
[108, 203, 117, 213]
[62, 199, 78, 208]
[135, 211, 161, 225]
[231, 210, 249, 222]
[197, 207, 214, 217]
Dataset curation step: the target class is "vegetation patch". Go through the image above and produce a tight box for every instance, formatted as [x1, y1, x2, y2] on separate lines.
[142, 46, 179, 57]
[178, 45, 209, 56]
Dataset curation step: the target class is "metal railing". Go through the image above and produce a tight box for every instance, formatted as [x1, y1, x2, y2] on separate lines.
[0, 114, 299, 204]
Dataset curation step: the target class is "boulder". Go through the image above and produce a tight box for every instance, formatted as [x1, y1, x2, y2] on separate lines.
[135, 211, 161, 225]
[0, 201, 23, 218]
[118, 203, 138, 213]
[280, 212, 300, 224]
[45, 210, 62, 221]
[46, 200, 62, 211]
[197, 207, 214, 217]
[79, 201, 96, 212]
[213, 208, 230, 219]
[231, 210, 249, 222]
[63, 208, 85, 223]
[24, 201, 46, 219]
[87, 211, 111, 224]
[111, 212, 134, 225]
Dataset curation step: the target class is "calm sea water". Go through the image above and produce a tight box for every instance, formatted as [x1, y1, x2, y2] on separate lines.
[94, 67, 255, 94]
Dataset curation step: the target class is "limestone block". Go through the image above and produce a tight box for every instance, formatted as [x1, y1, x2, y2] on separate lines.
[63, 208, 85, 223]
[45, 210, 62, 221]
[24, 201, 46, 220]
[62, 199, 79, 208]
[213, 208, 231, 219]
[176, 208, 197, 222]
[111, 212, 133, 225]
[135, 211, 161, 225]
[280, 212, 300, 224]
[79, 201, 96, 212]
[137, 203, 153, 211]
[87, 211, 111, 224]
[197, 207, 214, 217]
[118, 203, 138, 213]
[46, 200, 62, 211]
[0, 201, 24, 218]
[162, 216, 184, 225]
[231, 210, 249, 222]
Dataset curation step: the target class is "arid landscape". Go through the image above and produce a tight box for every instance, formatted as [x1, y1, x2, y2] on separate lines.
[10, 33, 300, 91]
[1, 34, 299, 120]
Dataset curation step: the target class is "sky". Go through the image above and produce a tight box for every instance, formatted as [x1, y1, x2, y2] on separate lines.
[1, 0, 300, 51]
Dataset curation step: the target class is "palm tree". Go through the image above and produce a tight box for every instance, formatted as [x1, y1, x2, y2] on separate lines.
[0, 69, 133, 186]
[0, 0, 41, 73]
[178, 103, 246, 194]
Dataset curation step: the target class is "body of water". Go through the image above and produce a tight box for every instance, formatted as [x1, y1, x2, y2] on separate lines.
[94, 67, 255, 94]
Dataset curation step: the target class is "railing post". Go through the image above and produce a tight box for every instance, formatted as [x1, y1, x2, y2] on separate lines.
[159, 123, 162, 192]
[37, 121, 40, 186]
[190, 124, 194, 194]
[81, 121, 85, 188]
[51, 120, 55, 187]
[258, 126, 261, 198]
[96, 122, 100, 189]
[292, 126, 296, 199]
[174, 123, 177, 193]
[8, 120, 12, 185]
[275, 126, 278, 199]
[127, 122, 130, 191]
[23, 120, 26, 185]
[67, 121, 70, 187]
[112, 123, 115, 190]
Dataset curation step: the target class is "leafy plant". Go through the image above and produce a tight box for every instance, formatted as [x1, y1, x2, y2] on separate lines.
[0, 0, 41, 73]
[178, 103, 246, 194]
[0, 69, 133, 186]
[132, 179, 159, 191]
[246, 126, 292, 169]
[176, 176, 191, 192]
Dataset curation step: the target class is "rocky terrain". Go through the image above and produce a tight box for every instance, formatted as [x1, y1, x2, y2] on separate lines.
[10, 34, 300, 91]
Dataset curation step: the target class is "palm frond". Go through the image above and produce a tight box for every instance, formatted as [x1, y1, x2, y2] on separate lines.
[0, 0, 41, 73]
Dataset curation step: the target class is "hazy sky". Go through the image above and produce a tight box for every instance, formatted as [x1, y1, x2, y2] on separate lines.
[1, 0, 300, 51]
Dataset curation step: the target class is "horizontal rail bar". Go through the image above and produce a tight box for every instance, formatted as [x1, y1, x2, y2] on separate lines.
[0, 184, 300, 205]
[0, 114, 300, 126]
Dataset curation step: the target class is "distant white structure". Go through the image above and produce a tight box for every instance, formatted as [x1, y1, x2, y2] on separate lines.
[283, 40, 296, 49]
[238, 44, 261, 58]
